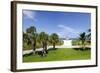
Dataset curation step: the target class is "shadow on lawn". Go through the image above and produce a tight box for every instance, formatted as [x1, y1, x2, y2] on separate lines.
[48, 48, 58, 51]
[23, 48, 58, 57]
[73, 47, 91, 51]
[23, 52, 33, 57]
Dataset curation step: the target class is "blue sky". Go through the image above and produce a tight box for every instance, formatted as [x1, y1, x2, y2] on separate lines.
[23, 10, 91, 38]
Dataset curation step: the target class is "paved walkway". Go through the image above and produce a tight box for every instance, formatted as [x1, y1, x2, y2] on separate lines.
[23, 45, 90, 55]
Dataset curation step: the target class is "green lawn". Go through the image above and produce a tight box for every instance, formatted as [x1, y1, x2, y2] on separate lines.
[23, 48, 91, 62]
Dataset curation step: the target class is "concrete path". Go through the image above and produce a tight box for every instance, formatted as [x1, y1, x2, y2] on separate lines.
[23, 45, 90, 55]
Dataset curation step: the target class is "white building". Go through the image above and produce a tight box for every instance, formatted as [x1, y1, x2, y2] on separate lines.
[62, 39, 72, 46]
[60, 38, 72, 46]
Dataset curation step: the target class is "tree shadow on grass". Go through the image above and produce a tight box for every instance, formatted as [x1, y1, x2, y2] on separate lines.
[23, 52, 33, 57]
[23, 48, 58, 57]
[23, 50, 49, 57]
[73, 47, 91, 51]
[48, 48, 58, 51]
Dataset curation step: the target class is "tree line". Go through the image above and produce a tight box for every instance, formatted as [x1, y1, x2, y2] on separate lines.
[23, 25, 91, 55]
[23, 26, 61, 55]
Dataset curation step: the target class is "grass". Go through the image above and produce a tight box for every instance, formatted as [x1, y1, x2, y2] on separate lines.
[23, 48, 91, 62]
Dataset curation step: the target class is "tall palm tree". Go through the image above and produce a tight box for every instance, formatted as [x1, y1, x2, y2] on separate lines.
[79, 32, 86, 49]
[50, 33, 59, 49]
[26, 26, 37, 54]
[38, 32, 48, 52]
[87, 29, 91, 43]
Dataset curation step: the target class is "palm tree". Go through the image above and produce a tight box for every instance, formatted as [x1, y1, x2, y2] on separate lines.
[26, 26, 37, 54]
[26, 26, 36, 34]
[50, 33, 59, 49]
[23, 32, 33, 49]
[23, 32, 28, 43]
[38, 32, 48, 52]
[87, 29, 91, 43]
[79, 32, 86, 49]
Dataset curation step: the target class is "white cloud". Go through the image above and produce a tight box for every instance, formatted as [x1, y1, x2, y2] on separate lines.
[58, 24, 74, 33]
[23, 10, 36, 19]
[57, 24, 80, 38]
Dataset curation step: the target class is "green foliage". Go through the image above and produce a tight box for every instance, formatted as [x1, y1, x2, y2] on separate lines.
[72, 29, 91, 46]
[50, 33, 59, 43]
[38, 32, 49, 50]
[86, 28, 91, 43]
[26, 26, 36, 34]
[23, 27, 61, 50]
[79, 32, 86, 42]
[72, 40, 81, 46]
[56, 40, 64, 45]
[23, 26, 38, 53]
[38, 32, 48, 44]
[50, 33, 59, 49]
[72, 40, 90, 46]
[79, 32, 86, 49]
[23, 42, 32, 50]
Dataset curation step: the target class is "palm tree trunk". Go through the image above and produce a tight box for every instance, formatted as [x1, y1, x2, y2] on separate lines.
[42, 43, 45, 50]
[83, 43, 85, 50]
[45, 43, 47, 50]
[82, 41, 85, 50]
[33, 42, 36, 55]
[82, 41, 84, 49]
[44, 42, 48, 54]
[42, 42, 47, 56]
[53, 43, 55, 49]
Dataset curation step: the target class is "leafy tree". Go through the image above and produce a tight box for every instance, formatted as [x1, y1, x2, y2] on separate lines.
[50, 33, 59, 49]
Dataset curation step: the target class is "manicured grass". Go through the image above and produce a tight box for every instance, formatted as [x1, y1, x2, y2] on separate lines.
[23, 48, 91, 62]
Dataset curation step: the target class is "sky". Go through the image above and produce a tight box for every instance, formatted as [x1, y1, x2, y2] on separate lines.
[22, 10, 91, 38]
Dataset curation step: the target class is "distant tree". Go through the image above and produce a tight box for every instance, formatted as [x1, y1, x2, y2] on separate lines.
[50, 33, 59, 49]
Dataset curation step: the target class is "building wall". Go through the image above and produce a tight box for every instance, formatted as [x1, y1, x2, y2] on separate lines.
[62, 40, 72, 46]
